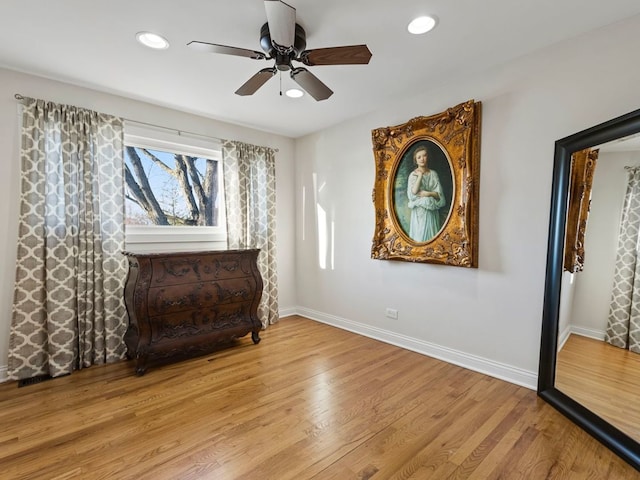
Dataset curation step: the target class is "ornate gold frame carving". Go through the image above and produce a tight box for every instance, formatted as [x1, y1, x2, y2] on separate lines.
[563, 148, 598, 272]
[370, 100, 481, 267]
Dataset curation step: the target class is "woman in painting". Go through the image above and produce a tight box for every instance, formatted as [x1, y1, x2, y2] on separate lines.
[407, 145, 446, 242]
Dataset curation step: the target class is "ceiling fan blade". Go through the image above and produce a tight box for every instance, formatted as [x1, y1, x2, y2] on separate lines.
[264, 0, 296, 48]
[290, 68, 333, 101]
[187, 41, 266, 60]
[299, 45, 372, 66]
[235, 68, 277, 96]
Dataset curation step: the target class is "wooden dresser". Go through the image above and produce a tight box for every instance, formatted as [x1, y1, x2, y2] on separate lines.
[123, 249, 263, 375]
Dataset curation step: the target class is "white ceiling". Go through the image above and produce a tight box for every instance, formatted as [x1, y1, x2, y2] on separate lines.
[1, 1, 640, 138]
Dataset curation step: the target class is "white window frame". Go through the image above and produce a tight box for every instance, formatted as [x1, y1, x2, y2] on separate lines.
[123, 122, 226, 251]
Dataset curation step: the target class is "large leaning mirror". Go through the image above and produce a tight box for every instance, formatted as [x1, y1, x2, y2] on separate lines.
[538, 107, 640, 470]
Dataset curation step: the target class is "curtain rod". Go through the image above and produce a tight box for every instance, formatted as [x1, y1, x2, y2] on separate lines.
[15, 93, 222, 143]
[123, 118, 225, 144]
[14, 93, 278, 151]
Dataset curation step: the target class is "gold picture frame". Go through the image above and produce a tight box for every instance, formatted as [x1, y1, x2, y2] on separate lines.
[563, 147, 598, 273]
[370, 100, 482, 267]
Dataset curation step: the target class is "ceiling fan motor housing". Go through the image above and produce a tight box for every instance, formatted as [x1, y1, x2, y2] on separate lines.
[260, 22, 306, 70]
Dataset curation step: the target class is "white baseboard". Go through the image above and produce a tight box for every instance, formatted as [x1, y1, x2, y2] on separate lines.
[0, 365, 8, 383]
[295, 307, 538, 391]
[571, 325, 606, 341]
[278, 306, 297, 319]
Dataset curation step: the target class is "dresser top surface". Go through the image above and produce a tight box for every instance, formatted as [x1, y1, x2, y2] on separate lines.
[122, 248, 259, 259]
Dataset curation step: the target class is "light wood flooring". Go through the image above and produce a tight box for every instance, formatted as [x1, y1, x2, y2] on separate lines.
[0, 316, 638, 479]
[556, 333, 640, 444]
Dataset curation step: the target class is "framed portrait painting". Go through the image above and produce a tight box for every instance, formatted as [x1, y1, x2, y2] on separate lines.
[370, 100, 482, 267]
[563, 147, 598, 273]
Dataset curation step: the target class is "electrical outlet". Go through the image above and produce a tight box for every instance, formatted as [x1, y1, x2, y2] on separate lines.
[385, 308, 398, 319]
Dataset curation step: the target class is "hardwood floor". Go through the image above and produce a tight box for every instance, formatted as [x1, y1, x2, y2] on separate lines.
[556, 333, 640, 443]
[0, 316, 637, 479]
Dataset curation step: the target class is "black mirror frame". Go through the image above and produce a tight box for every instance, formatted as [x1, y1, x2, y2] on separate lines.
[538, 107, 640, 470]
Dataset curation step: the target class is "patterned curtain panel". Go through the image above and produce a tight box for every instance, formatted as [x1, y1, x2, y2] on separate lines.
[605, 166, 640, 353]
[222, 140, 279, 327]
[8, 98, 128, 380]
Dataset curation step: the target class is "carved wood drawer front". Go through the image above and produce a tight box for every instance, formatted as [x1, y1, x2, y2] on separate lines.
[150, 253, 253, 287]
[149, 302, 253, 343]
[147, 277, 257, 316]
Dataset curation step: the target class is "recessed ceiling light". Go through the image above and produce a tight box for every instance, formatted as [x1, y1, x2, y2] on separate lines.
[408, 16, 438, 35]
[136, 31, 170, 50]
[285, 88, 304, 98]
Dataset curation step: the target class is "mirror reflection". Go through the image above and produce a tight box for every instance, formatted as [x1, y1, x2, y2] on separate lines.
[556, 133, 640, 443]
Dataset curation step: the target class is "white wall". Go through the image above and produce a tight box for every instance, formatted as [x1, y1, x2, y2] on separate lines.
[294, 14, 640, 389]
[571, 151, 640, 337]
[0, 68, 296, 379]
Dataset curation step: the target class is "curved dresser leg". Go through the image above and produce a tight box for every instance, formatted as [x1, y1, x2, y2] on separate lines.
[135, 355, 148, 376]
[252, 331, 261, 344]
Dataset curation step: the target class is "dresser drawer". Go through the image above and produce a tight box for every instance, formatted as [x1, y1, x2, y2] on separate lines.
[149, 301, 253, 343]
[147, 277, 257, 316]
[150, 252, 255, 287]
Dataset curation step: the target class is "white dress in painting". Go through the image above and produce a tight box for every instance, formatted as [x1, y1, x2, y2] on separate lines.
[407, 169, 446, 242]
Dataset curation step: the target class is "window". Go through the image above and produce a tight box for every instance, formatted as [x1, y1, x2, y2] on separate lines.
[123, 123, 226, 251]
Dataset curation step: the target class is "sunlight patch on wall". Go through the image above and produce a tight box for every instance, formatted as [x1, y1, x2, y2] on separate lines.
[317, 204, 327, 270]
[312, 172, 333, 270]
[331, 219, 335, 270]
[302, 185, 306, 242]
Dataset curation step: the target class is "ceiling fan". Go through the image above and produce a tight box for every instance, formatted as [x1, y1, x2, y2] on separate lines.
[187, 0, 372, 101]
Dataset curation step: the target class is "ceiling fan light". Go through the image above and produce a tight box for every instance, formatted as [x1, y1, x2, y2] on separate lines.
[136, 32, 170, 50]
[285, 88, 304, 98]
[408, 16, 437, 35]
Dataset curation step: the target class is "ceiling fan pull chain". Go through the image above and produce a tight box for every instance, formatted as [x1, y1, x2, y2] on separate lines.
[279, 71, 283, 96]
